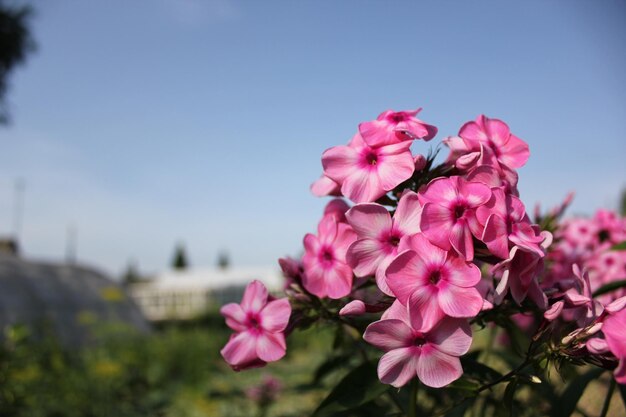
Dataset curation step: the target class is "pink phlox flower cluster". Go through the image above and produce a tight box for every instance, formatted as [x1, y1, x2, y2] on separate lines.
[220, 280, 292, 371]
[543, 261, 626, 384]
[547, 209, 626, 302]
[363, 300, 472, 388]
[227, 107, 626, 394]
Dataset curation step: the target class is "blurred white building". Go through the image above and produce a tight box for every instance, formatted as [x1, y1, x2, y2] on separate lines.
[128, 267, 284, 321]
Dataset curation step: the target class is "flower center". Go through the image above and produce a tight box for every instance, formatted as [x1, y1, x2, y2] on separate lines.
[598, 229, 609, 242]
[429, 270, 441, 285]
[365, 152, 378, 166]
[247, 314, 261, 330]
[388, 235, 401, 247]
[453, 204, 466, 220]
[390, 113, 406, 123]
[413, 335, 426, 347]
[321, 249, 334, 264]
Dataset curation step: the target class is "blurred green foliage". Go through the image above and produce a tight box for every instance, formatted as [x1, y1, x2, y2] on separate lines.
[0, 314, 336, 417]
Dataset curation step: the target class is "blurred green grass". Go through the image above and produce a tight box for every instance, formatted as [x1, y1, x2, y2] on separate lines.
[0, 313, 337, 417]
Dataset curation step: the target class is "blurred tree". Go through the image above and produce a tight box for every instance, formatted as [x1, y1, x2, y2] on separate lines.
[122, 259, 141, 285]
[172, 244, 188, 270]
[0, 0, 35, 124]
[217, 250, 230, 270]
[620, 188, 626, 216]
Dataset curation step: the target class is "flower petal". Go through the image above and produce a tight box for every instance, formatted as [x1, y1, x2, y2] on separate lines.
[359, 119, 394, 147]
[428, 318, 472, 356]
[341, 169, 384, 203]
[261, 298, 291, 333]
[256, 332, 287, 362]
[322, 145, 359, 183]
[386, 250, 429, 304]
[220, 303, 247, 332]
[420, 203, 454, 250]
[241, 280, 268, 313]
[347, 238, 386, 277]
[419, 177, 458, 205]
[378, 347, 419, 388]
[408, 287, 445, 332]
[376, 152, 415, 191]
[482, 214, 510, 259]
[437, 282, 483, 318]
[311, 175, 340, 197]
[416, 345, 463, 388]
[346, 203, 392, 238]
[394, 191, 423, 235]
[449, 221, 474, 261]
[444, 256, 482, 287]
[363, 319, 413, 351]
[339, 300, 366, 316]
[221, 331, 259, 367]
[324, 262, 354, 299]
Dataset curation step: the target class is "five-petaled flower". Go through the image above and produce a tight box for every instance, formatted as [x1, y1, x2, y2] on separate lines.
[220, 280, 291, 371]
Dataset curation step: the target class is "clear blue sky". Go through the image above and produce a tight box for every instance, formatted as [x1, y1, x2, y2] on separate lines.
[0, 0, 624, 277]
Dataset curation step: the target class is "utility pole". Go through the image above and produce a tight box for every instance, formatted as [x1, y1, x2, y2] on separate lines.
[13, 178, 25, 241]
[66, 224, 77, 265]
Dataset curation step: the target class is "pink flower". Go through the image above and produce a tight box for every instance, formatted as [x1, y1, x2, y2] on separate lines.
[476, 188, 543, 259]
[220, 280, 292, 371]
[322, 133, 415, 203]
[457, 115, 529, 170]
[544, 265, 603, 325]
[346, 191, 422, 295]
[593, 209, 626, 245]
[311, 175, 341, 197]
[443, 116, 528, 192]
[245, 374, 283, 403]
[385, 234, 483, 331]
[323, 198, 351, 223]
[602, 308, 626, 384]
[491, 236, 552, 309]
[339, 300, 367, 316]
[419, 176, 492, 261]
[363, 300, 472, 388]
[278, 256, 304, 289]
[302, 214, 357, 298]
[358, 108, 437, 147]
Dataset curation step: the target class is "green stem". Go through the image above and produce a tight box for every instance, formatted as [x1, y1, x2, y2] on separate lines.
[408, 378, 419, 417]
[599, 378, 616, 417]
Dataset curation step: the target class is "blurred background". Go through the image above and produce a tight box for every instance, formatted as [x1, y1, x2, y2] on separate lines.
[0, 1, 624, 416]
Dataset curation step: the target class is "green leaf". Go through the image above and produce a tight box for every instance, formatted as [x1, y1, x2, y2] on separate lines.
[592, 279, 626, 297]
[552, 367, 605, 417]
[313, 354, 351, 384]
[442, 398, 473, 417]
[447, 377, 480, 393]
[611, 241, 626, 251]
[460, 355, 503, 384]
[312, 361, 390, 417]
[501, 318, 530, 356]
[503, 379, 518, 416]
